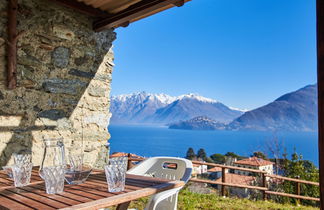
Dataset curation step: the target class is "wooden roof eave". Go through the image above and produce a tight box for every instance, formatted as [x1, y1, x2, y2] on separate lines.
[93, 0, 187, 31]
[48, 0, 190, 32]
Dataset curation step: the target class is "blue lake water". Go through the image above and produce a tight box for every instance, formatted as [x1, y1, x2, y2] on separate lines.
[108, 125, 319, 166]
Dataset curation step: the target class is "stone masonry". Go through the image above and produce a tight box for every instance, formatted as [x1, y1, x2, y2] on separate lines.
[0, 0, 116, 167]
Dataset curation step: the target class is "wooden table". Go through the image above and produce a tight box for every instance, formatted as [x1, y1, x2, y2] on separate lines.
[0, 168, 184, 210]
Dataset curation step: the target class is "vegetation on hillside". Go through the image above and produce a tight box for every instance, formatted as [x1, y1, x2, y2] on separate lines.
[126, 188, 318, 210]
[184, 147, 320, 207]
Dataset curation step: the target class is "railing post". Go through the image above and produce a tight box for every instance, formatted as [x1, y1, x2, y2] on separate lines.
[127, 153, 134, 170]
[295, 176, 301, 204]
[262, 173, 267, 200]
[221, 167, 226, 197]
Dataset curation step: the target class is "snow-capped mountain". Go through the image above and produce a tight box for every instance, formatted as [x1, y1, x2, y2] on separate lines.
[110, 92, 175, 124]
[110, 92, 244, 125]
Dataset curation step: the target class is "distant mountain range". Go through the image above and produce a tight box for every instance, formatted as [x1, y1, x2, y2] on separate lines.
[169, 84, 318, 132]
[228, 84, 318, 131]
[110, 92, 243, 125]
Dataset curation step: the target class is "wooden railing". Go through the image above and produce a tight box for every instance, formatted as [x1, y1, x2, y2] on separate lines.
[127, 156, 320, 202]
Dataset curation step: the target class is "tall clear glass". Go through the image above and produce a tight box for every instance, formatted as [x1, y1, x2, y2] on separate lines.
[43, 166, 65, 194]
[39, 138, 65, 179]
[104, 157, 128, 192]
[12, 163, 33, 187]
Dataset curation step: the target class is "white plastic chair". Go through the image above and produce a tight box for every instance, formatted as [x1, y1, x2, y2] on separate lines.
[127, 157, 193, 210]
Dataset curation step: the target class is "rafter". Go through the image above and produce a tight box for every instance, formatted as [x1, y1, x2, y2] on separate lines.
[93, 0, 189, 31]
[48, 0, 109, 17]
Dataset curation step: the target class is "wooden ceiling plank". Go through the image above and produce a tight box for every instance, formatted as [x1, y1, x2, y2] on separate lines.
[92, 0, 114, 8]
[130, 4, 173, 23]
[93, 0, 188, 31]
[48, 0, 108, 17]
[100, 0, 142, 12]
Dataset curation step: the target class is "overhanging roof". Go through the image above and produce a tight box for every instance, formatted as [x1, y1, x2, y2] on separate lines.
[50, 0, 191, 31]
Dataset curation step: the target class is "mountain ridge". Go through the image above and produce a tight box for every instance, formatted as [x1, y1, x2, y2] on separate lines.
[228, 84, 317, 131]
[168, 84, 317, 132]
[110, 92, 243, 125]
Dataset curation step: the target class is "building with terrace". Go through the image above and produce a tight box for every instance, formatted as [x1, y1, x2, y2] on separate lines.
[233, 157, 274, 176]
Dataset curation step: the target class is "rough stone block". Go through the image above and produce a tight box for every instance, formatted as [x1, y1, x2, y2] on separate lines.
[52, 47, 70, 68]
[18, 54, 41, 67]
[52, 25, 75, 41]
[42, 78, 86, 95]
[74, 55, 89, 66]
[69, 69, 95, 79]
[88, 85, 106, 97]
[38, 109, 66, 120]
[94, 74, 112, 82]
[84, 113, 109, 129]
[57, 118, 73, 130]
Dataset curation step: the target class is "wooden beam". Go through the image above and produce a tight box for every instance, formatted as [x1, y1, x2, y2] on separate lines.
[221, 167, 226, 196]
[262, 173, 267, 200]
[265, 191, 320, 202]
[317, 0, 324, 208]
[48, 0, 108, 17]
[93, 0, 189, 31]
[7, 0, 18, 89]
[190, 178, 268, 191]
[265, 174, 319, 186]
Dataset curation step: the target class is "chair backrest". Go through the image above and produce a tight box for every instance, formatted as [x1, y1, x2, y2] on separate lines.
[127, 157, 192, 182]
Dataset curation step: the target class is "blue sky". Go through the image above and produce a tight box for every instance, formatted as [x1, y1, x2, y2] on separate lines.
[111, 0, 316, 110]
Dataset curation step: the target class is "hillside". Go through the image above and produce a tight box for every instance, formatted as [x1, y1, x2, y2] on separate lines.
[169, 116, 226, 130]
[228, 84, 318, 131]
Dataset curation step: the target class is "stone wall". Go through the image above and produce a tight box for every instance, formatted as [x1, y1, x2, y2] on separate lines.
[0, 0, 116, 167]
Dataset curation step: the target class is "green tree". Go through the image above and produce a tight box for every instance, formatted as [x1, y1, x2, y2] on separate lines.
[224, 152, 239, 158]
[197, 148, 207, 161]
[185, 147, 196, 160]
[210, 153, 225, 164]
[281, 151, 319, 206]
[252, 151, 267, 160]
[205, 157, 214, 163]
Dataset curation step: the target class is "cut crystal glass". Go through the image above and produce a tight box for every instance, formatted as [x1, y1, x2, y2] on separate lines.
[43, 166, 65, 194]
[104, 157, 128, 192]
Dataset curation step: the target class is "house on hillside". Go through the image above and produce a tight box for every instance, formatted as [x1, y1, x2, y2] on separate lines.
[233, 157, 274, 176]
[207, 166, 228, 180]
[192, 163, 208, 177]
[215, 173, 256, 198]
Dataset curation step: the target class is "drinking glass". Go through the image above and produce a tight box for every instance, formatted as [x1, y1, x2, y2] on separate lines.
[11, 162, 33, 187]
[42, 166, 65, 194]
[13, 153, 31, 165]
[105, 157, 127, 192]
[104, 157, 127, 192]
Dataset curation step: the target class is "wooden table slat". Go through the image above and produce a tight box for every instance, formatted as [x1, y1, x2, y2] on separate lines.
[0, 190, 55, 209]
[6, 187, 68, 209]
[30, 184, 83, 206]
[22, 185, 78, 206]
[59, 180, 185, 210]
[0, 193, 35, 210]
[0, 168, 185, 210]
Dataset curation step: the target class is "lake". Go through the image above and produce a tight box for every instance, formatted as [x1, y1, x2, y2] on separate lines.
[108, 125, 319, 166]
